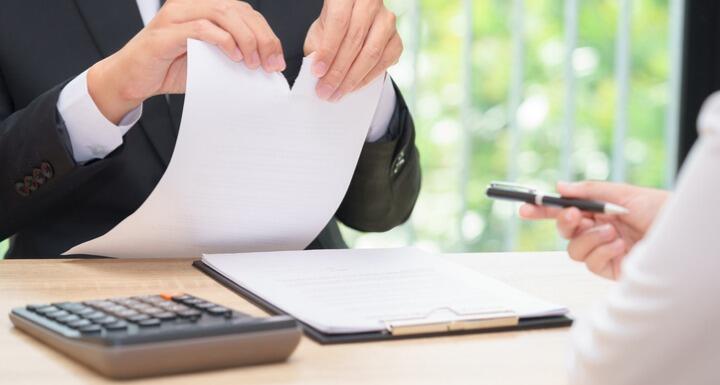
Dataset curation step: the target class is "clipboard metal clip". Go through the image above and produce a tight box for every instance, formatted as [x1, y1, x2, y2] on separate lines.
[382, 307, 519, 336]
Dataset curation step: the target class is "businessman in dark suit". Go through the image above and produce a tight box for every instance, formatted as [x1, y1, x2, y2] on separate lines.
[0, 0, 421, 258]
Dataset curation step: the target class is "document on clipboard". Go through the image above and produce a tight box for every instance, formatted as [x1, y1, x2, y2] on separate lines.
[198, 248, 569, 339]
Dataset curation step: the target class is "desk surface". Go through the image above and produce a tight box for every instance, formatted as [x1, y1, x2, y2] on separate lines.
[0, 252, 611, 385]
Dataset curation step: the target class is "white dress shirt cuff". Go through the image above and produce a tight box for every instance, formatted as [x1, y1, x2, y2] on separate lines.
[57, 70, 142, 163]
[366, 74, 397, 143]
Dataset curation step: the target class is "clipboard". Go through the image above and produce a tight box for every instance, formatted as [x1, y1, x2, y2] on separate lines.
[193, 260, 573, 344]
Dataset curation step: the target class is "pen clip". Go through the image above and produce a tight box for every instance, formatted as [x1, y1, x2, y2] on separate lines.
[489, 181, 536, 193]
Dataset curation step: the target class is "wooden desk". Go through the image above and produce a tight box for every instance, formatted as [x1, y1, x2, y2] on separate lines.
[0, 252, 611, 385]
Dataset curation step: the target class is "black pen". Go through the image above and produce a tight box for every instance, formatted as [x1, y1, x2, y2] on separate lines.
[486, 181, 629, 215]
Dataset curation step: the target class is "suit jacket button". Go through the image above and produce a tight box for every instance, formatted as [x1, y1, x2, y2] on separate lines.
[40, 161, 54, 179]
[24, 176, 38, 191]
[15, 182, 29, 197]
[32, 168, 46, 185]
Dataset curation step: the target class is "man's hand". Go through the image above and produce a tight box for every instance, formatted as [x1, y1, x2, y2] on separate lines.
[87, 0, 285, 124]
[304, 0, 402, 101]
[519, 181, 670, 280]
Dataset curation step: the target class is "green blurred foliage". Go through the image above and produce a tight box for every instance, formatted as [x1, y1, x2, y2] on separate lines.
[0, 239, 6, 258]
[342, 0, 672, 253]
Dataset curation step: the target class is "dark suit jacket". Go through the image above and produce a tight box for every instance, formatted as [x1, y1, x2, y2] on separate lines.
[0, 0, 421, 258]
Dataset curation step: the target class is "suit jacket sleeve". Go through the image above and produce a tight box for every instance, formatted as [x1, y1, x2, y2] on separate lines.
[336, 81, 421, 232]
[0, 73, 113, 240]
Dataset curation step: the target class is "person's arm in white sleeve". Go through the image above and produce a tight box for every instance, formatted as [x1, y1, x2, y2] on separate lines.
[365, 74, 397, 143]
[56, 70, 142, 163]
[568, 92, 720, 385]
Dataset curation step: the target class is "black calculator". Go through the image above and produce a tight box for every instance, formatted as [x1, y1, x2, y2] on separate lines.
[9, 293, 302, 379]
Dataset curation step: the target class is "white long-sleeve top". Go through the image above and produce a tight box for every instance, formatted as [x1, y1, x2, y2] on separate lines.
[57, 0, 397, 163]
[568, 92, 720, 385]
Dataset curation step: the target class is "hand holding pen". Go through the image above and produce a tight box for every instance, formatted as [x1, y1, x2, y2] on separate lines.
[489, 181, 669, 280]
[486, 181, 630, 215]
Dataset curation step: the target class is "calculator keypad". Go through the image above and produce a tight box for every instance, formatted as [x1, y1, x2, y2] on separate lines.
[25, 294, 245, 336]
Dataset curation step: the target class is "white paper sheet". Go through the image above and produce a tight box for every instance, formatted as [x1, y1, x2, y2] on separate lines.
[65, 39, 384, 258]
[201, 248, 568, 334]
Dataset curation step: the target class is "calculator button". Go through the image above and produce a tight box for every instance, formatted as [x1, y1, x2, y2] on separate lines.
[91, 301, 116, 310]
[110, 297, 128, 302]
[115, 309, 139, 318]
[160, 293, 182, 300]
[142, 296, 166, 304]
[134, 295, 161, 303]
[26, 304, 50, 312]
[129, 304, 155, 312]
[46, 310, 70, 319]
[141, 307, 163, 315]
[156, 302, 175, 309]
[122, 299, 142, 307]
[111, 298, 132, 305]
[36, 306, 60, 314]
[106, 305, 129, 313]
[177, 309, 201, 319]
[128, 314, 151, 323]
[138, 318, 161, 327]
[96, 316, 118, 325]
[60, 302, 87, 312]
[164, 304, 189, 312]
[112, 298, 140, 306]
[68, 319, 92, 329]
[155, 312, 177, 321]
[105, 321, 128, 331]
[85, 311, 108, 321]
[207, 306, 231, 317]
[57, 302, 86, 312]
[71, 307, 95, 316]
[78, 324, 102, 334]
[181, 298, 203, 306]
[171, 294, 193, 302]
[193, 302, 215, 310]
[57, 314, 81, 324]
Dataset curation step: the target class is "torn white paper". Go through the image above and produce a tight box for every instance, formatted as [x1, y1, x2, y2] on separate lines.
[65, 39, 384, 258]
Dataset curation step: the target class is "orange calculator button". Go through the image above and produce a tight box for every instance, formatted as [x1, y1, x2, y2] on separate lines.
[160, 293, 179, 301]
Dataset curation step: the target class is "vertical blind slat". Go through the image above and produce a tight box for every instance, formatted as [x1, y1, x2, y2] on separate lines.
[612, 0, 632, 182]
[562, 0, 578, 182]
[664, 0, 685, 188]
[505, 0, 525, 250]
[402, 0, 422, 244]
[458, 0, 474, 250]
